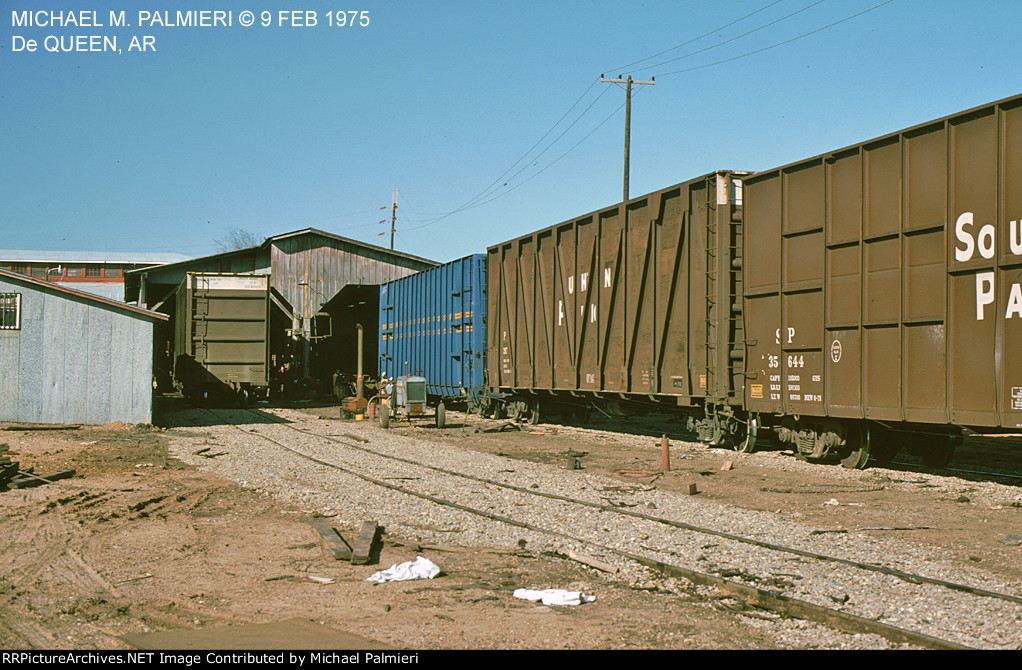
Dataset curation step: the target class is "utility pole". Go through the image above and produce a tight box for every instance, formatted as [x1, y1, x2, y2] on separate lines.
[389, 188, 398, 250]
[600, 74, 655, 201]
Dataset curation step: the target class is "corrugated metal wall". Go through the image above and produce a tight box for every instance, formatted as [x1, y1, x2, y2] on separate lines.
[0, 277, 156, 424]
[271, 234, 428, 319]
[378, 255, 486, 399]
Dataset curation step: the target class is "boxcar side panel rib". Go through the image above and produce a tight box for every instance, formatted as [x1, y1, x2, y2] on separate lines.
[487, 171, 746, 415]
[744, 94, 1022, 431]
[378, 255, 486, 402]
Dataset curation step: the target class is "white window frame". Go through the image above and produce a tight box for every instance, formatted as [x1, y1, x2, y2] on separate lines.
[0, 293, 21, 330]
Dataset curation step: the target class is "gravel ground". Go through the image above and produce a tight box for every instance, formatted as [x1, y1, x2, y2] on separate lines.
[163, 406, 1022, 650]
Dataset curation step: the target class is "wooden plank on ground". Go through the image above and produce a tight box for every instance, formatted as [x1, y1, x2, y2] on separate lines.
[310, 519, 352, 561]
[350, 521, 378, 565]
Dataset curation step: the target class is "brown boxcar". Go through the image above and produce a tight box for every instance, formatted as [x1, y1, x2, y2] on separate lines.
[742, 93, 1022, 467]
[486, 171, 754, 447]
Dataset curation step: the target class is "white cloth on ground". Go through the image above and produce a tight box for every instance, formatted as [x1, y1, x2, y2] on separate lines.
[513, 588, 595, 606]
[365, 556, 441, 583]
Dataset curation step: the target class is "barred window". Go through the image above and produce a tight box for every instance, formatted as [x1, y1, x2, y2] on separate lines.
[103, 266, 120, 278]
[85, 265, 102, 277]
[0, 293, 20, 330]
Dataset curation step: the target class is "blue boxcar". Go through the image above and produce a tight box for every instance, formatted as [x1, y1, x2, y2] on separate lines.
[378, 254, 487, 407]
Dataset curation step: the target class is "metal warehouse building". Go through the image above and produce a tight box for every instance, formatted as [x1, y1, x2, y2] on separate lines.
[123, 228, 438, 389]
[0, 268, 168, 425]
[0, 250, 191, 301]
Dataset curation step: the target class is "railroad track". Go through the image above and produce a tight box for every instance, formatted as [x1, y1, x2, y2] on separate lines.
[887, 459, 1022, 485]
[504, 414, 1022, 483]
[180, 407, 1022, 650]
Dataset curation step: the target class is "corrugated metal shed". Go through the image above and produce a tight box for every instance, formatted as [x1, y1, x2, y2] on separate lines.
[0, 269, 168, 425]
[125, 228, 437, 319]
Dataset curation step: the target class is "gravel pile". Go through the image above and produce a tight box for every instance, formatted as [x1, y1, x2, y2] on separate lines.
[164, 407, 1022, 650]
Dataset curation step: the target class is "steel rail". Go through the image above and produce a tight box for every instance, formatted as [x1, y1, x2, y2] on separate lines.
[238, 407, 1022, 608]
[211, 409, 973, 650]
[886, 458, 1022, 483]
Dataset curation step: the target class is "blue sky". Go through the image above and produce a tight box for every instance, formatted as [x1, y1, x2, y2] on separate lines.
[2, 0, 1020, 263]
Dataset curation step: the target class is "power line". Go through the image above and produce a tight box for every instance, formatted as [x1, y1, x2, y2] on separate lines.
[640, 0, 829, 73]
[604, 0, 786, 73]
[405, 90, 648, 231]
[404, 83, 618, 230]
[404, 1, 896, 233]
[655, 0, 896, 77]
[408, 78, 605, 226]
[455, 78, 602, 212]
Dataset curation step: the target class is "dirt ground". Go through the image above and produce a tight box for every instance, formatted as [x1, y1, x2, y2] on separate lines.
[0, 405, 1019, 650]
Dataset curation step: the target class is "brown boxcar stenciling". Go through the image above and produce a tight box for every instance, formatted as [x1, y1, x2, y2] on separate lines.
[742, 93, 1022, 466]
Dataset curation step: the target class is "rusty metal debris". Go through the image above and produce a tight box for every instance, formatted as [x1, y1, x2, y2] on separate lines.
[602, 484, 656, 492]
[193, 447, 229, 458]
[613, 468, 663, 480]
[477, 422, 523, 433]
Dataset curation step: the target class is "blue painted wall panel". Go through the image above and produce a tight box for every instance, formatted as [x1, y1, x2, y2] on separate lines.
[379, 255, 486, 402]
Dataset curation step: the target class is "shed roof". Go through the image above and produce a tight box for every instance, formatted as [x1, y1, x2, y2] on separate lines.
[0, 268, 169, 322]
[123, 228, 437, 278]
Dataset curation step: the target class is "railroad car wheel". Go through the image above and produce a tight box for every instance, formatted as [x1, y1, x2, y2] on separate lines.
[707, 419, 725, 447]
[510, 401, 528, 422]
[730, 416, 758, 454]
[528, 399, 541, 425]
[840, 424, 871, 470]
[435, 402, 446, 429]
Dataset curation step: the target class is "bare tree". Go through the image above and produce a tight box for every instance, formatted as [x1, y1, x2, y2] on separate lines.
[213, 228, 260, 252]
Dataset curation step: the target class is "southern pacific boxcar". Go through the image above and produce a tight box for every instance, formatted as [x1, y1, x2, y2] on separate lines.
[378, 254, 486, 425]
[173, 272, 271, 404]
[486, 171, 750, 440]
[741, 93, 1022, 468]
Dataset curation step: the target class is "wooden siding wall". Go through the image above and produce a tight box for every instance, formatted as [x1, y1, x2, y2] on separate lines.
[271, 235, 430, 319]
[0, 278, 155, 425]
